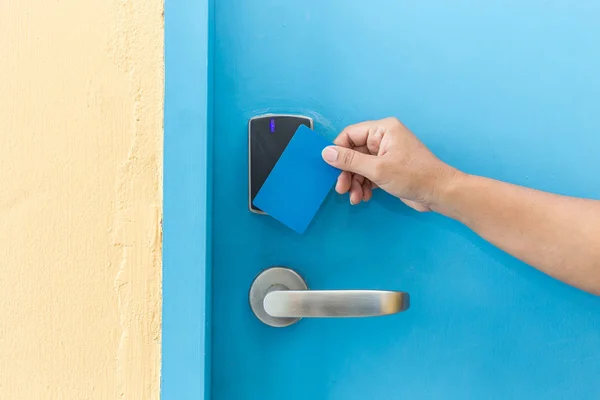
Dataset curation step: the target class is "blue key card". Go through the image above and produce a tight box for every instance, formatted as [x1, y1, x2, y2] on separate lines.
[253, 125, 339, 234]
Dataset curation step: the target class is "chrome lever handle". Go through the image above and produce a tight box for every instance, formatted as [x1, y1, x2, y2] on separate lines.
[249, 267, 410, 327]
[264, 290, 408, 318]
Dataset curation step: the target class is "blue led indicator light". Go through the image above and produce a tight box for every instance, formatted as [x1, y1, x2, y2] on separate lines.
[270, 118, 275, 133]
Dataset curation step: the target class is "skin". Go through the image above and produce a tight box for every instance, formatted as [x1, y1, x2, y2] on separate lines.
[321, 117, 600, 295]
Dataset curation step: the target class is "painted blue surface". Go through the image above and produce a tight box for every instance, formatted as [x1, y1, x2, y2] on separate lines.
[253, 125, 338, 234]
[162, 0, 212, 398]
[209, 1, 600, 400]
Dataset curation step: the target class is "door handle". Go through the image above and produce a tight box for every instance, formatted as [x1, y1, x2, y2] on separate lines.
[264, 290, 408, 318]
[249, 267, 410, 327]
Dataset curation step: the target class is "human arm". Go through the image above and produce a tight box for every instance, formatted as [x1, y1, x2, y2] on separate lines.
[321, 117, 600, 295]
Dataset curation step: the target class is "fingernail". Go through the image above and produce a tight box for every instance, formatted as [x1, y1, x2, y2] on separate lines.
[322, 147, 338, 162]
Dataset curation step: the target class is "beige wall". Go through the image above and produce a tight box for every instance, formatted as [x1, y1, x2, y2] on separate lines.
[0, 1, 163, 398]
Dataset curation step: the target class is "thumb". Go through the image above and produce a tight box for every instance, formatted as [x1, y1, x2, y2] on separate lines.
[321, 146, 379, 179]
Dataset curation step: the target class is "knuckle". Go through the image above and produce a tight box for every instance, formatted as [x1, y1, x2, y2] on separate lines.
[383, 117, 401, 125]
[367, 126, 379, 139]
[342, 150, 356, 166]
[383, 117, 404, 131]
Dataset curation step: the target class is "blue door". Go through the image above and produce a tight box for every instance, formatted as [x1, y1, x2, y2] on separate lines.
[164, 0, 600, 399]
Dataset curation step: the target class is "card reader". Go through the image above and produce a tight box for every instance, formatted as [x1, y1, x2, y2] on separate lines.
[248, 114, 314, 214]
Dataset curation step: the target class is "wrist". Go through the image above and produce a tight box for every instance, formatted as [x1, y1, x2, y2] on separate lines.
[427, 165, 468, 216]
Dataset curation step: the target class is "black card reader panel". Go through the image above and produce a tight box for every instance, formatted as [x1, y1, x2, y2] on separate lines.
[248, 114, 313, 214]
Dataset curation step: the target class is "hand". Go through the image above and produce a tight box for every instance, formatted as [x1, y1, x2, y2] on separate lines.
[321, 117, 459, 211]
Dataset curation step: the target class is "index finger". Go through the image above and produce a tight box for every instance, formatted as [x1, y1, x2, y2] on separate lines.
[333, 120, 377, 148]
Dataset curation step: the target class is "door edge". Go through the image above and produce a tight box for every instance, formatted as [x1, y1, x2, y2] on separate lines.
[162, 0, 213, 398]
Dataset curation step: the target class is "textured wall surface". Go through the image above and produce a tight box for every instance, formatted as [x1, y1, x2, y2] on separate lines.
[0, 1, 163, 398]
